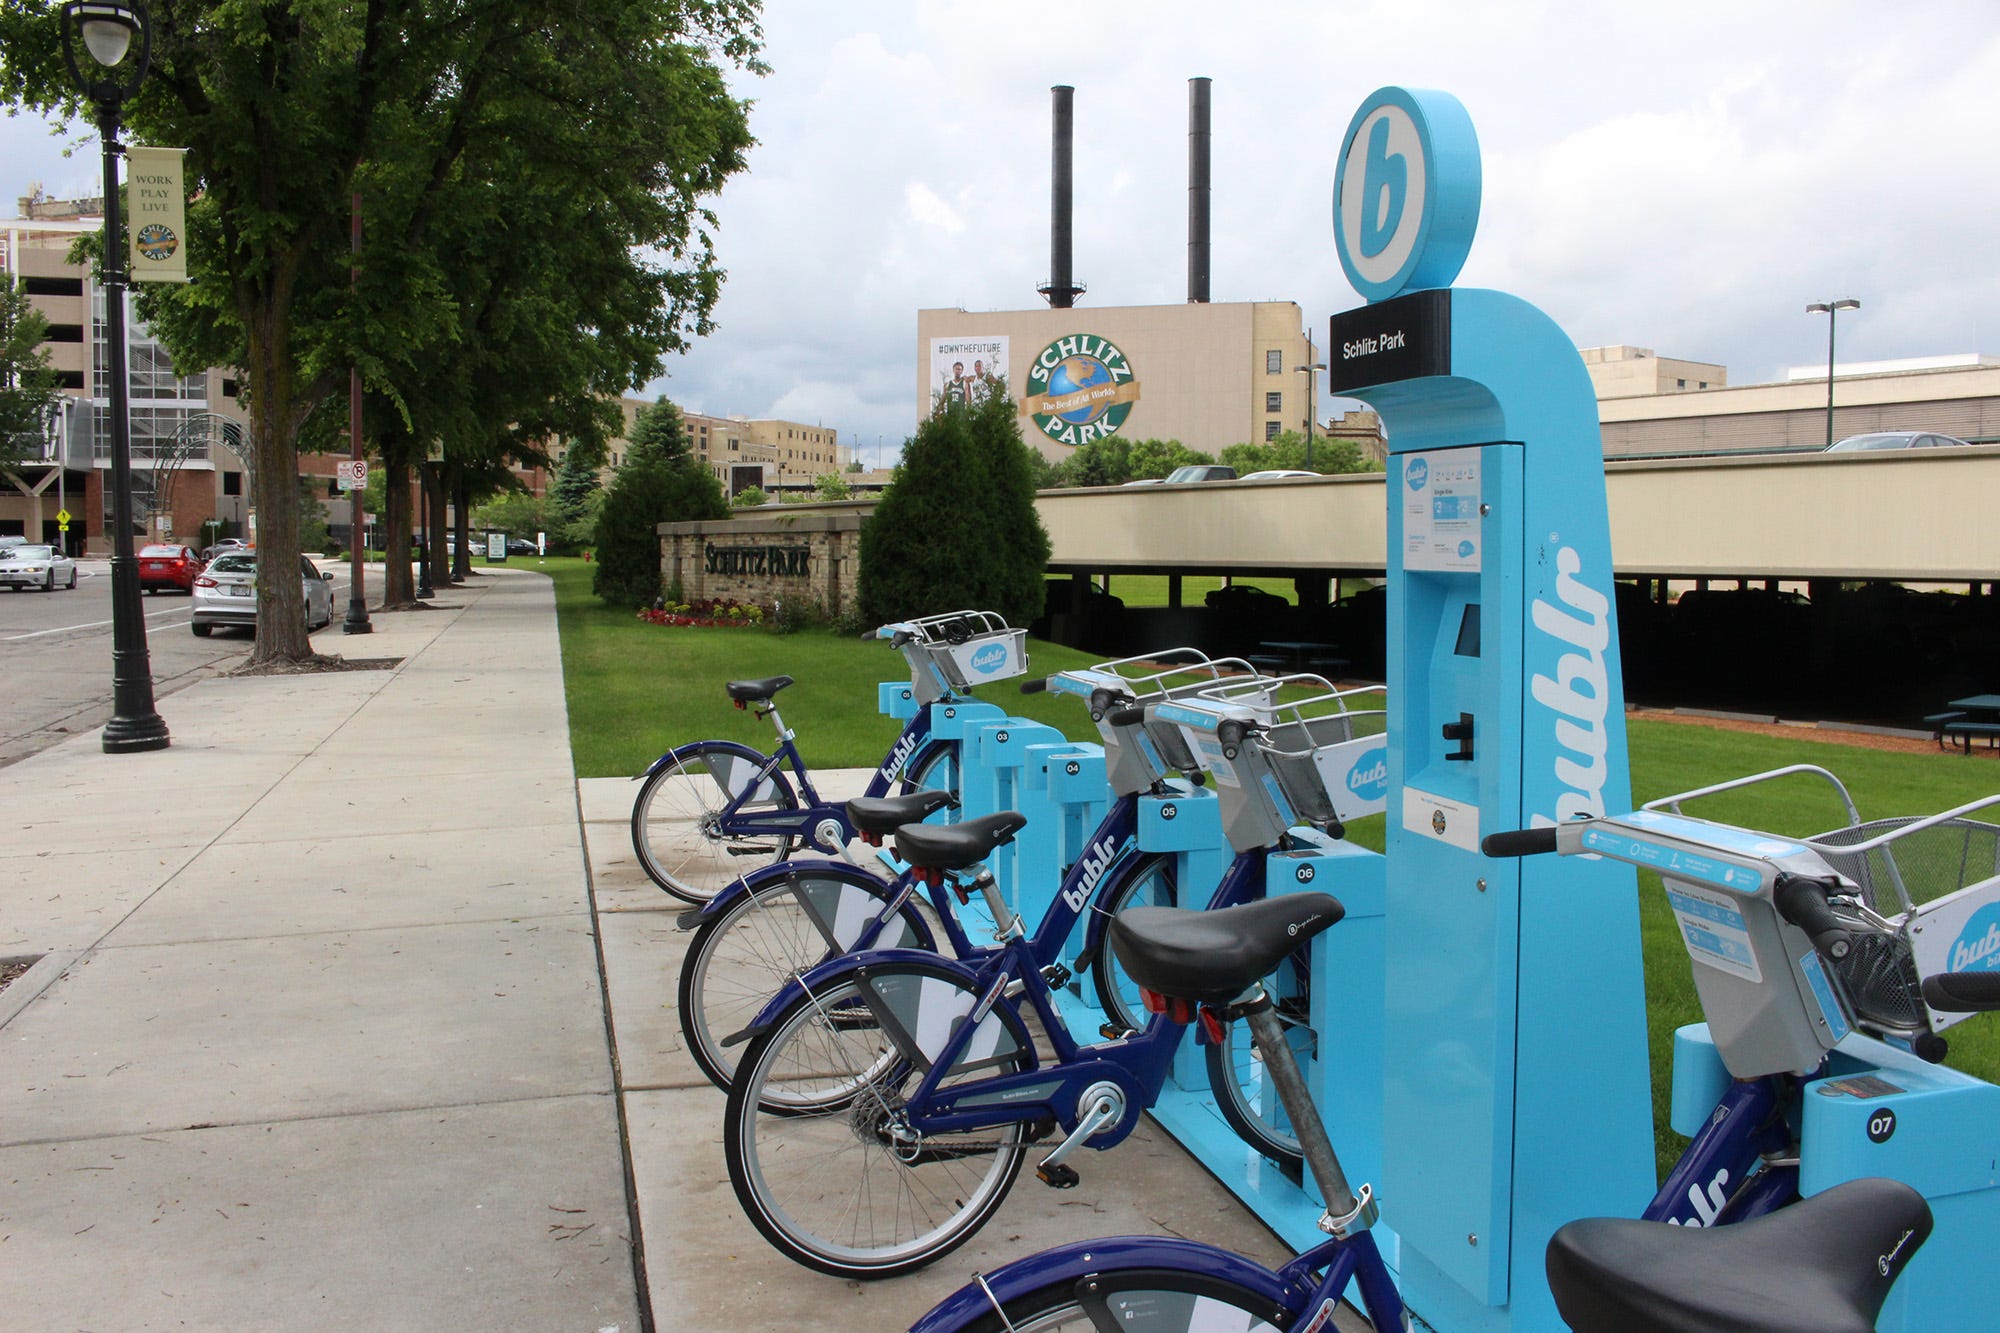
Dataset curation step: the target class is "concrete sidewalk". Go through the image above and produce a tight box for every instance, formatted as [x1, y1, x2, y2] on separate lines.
[0, 571, 1291, 1331]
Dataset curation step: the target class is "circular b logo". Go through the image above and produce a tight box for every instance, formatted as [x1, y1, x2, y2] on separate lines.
[1333, 87, 1482, 303]
[135, 223, 179, 262]
[1024, 334, 1141, 447]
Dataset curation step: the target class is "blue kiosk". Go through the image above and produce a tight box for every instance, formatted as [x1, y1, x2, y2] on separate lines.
[1325, 87, 1655, 1331]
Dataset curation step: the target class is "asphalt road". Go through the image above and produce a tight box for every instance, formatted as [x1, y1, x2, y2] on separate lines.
[0, 558, 355, 768]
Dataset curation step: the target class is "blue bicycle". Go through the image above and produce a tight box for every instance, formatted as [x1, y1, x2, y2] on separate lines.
[671, 649, 1266, 1095]
[718, 673, 1382, 1279]
[911, 770, 1999, 1331]
[630, 610, 1019, 903]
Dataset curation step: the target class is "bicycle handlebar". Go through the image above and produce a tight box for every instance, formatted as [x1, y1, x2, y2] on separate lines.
[1921, 970, 2000, 1013]
[1019, 678, 1047, 695]
[1773, 875, 1854, 961]
[1106, 704, 1147, 727]
[1481, 827, 1559, 857]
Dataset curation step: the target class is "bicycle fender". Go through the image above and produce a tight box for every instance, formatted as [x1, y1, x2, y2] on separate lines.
[906, 1236, 1296, 1333]
[727, 947, 980, 1050]
[639, 737, 770, 783]
[673, 857, 890, 931]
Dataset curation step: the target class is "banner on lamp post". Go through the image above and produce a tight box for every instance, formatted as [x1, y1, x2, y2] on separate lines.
[127, 147, 189, 284]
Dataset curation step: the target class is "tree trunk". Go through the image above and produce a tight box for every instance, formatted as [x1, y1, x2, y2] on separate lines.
[245, 307, 315, 665]
[380, 458, 415, 606]
[426, 466, 452, 590]
[450, 465, 471, 581]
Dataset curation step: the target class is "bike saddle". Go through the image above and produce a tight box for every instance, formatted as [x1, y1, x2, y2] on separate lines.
[725, 675, 794, 702]
[847, 790, 955, 836]
[1546, 1176, 1932, 1333]
[1109, 894, 1345, 1006]
[893, 812, 1027, 870]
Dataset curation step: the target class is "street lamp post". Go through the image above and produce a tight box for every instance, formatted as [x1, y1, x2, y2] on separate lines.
[62, 0, 168, 753]
[1295, 358, 1327, 470]
[1806, 298, 1860, 449]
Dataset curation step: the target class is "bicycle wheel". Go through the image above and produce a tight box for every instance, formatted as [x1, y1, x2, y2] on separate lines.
[631, 741, 798, 905]
[724, 960, 1031, 1279]
[952, 1272, 1291, 1332]
[1089, 853, 1179, 1032]
[901, 740, 961, 809]
[679, 867, 929, 1093]
[1203, 955, 1313, 1172]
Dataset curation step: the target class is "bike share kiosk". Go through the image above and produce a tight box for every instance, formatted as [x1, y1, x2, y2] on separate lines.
[1326, 88, 1654, 1330]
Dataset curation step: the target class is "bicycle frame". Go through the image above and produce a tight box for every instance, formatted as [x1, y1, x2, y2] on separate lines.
[740, 842, 1268, 1147]
[644, 703, 950, 855]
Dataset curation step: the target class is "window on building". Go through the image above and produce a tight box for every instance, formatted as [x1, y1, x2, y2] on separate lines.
[223, 472, 241, 496]
[44, 323, 83, 343]
[222, 378, 238, 398]
[1698, 381, 1709, 389]
[1677, 378, 1687, 389]
[23, 275, 82, 297]
[1265, 420, 1281, 441]
[1266, 391, 1283, 413]
[1266, 349, 1283, 374]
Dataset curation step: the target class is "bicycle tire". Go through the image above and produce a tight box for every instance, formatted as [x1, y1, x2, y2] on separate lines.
[946, 1270, 1293, 1332]
[631, 740, 798, 905]
[724, 959, 1031, 1279]
[1089, 853, 1180, 1032]
[1202, 954, 1313, 1172]
[900, 740, 962, 810]
[678, 866, 929, 1094]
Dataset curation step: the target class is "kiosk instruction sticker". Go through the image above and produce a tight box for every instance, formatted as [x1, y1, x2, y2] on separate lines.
[1401, 449, 1482, 571]
[1664, 882, 1762, 984]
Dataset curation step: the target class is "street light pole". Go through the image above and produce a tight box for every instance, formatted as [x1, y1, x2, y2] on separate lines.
[1295, 355, 1327, 470]
[1806, 298, 1860, 449]
[63, 0, 168, 753]
[343, 190, 370, 634]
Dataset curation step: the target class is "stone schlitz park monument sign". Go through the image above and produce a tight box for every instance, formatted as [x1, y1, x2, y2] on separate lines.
[660, 507, 866, 612]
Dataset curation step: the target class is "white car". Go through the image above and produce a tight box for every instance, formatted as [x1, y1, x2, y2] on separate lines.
[0, 543, 78, 591]
[190, 551, 335, 636]
[1240, 469, 1321, 480]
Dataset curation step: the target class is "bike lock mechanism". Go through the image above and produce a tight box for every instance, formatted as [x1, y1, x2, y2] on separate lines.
[1035, 1081, 1127, 1188]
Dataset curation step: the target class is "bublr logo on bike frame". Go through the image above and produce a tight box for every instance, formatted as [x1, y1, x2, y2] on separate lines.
[1346, 746, 1389, 803]
[968, 642, 1010, 675]
[1023, 334, 1142, 447]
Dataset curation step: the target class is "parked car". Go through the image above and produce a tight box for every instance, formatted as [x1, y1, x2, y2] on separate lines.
[1825, 431, 1972, 453]
[0, 542, 77, 591]
[201, 537, 249, 561]
[1162, 464, 1238, 483]
[506, 537, 538, 557]
[1240, 469, 1320, 480]
[191, 552, 335, 637]
[138, 543, 205, 594]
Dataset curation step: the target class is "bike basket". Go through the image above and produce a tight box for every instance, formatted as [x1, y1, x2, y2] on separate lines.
[928, 628, 1028, 692]
[1260, 714, 1361, 825]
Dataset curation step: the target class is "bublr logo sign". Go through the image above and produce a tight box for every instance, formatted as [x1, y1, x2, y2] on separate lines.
[1405, 457, 1429, 491]
[1333, 88, 1482, 305]
[1346, 746, 1389, 803]
[969, 642, 1010, 675]
[1949, 902, 2000, 973]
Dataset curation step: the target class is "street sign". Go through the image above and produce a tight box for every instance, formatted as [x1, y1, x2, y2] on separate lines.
[56, 508, 71, 532]
[336, 460, 367, 492]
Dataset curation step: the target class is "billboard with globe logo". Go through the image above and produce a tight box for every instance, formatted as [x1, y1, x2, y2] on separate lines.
[1022, 333, 1143, 447]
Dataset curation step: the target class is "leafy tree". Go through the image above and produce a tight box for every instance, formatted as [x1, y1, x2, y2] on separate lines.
[1126, 437, 1210, 479]
[1220, 430, 1375, 475]
[731, 485, 768, 508]
[814, 472, 852, 501]
[593, 398, 727, 606]
[0, 0, 761, 663]
[1048, 437, 1132, 487]
[858, 391, 1049, 626]
[547, 448, 602, 553]
[0, 276, 61, 467]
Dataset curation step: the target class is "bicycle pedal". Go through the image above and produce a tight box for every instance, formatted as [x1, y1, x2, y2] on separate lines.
[1036, 1162, 1080, 1189]
[1098, 1022, 1136, 1041]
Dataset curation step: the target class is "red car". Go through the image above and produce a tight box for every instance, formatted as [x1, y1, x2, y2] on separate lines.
[138, 543, 205, 594]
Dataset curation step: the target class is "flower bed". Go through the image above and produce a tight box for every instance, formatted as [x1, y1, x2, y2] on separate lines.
[639, 597, 766, 628]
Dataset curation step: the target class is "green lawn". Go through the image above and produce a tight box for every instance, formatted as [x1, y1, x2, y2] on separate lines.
[543, 556, 2000, 1176]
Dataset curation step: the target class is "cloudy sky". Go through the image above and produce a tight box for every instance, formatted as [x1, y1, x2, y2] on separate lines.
[7, 1, 1998, 462]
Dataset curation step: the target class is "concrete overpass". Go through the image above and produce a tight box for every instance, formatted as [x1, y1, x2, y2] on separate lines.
[1037, 445, 2000, 586]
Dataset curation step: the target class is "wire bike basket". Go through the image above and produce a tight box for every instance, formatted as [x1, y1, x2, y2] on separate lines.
[883, 610, 1028, 705]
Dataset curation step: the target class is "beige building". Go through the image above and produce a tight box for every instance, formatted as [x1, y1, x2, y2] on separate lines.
[1587, 346, 2000, 456]
[3, 197, 249, 553]
[1581, 345, 1727, 399]
[554, 401, 845, 500]
[918, 301, 1313, 461]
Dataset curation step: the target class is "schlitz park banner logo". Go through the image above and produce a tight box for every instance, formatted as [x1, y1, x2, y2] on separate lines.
[1023, 333, 1142, 447]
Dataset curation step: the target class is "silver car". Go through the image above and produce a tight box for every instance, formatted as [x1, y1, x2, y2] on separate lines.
[0, 543, 78, 591]
[190, 551, 335, 637]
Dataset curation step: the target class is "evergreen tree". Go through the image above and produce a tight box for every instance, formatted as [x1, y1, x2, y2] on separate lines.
[550, 446, 602, 552]
[858, 391, 1049, 626]
[593, 398, 727, 606]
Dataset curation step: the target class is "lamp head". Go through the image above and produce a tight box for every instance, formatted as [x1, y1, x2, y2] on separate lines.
[60, 0, 150, 109]
[1807, 299, 1861, 315]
